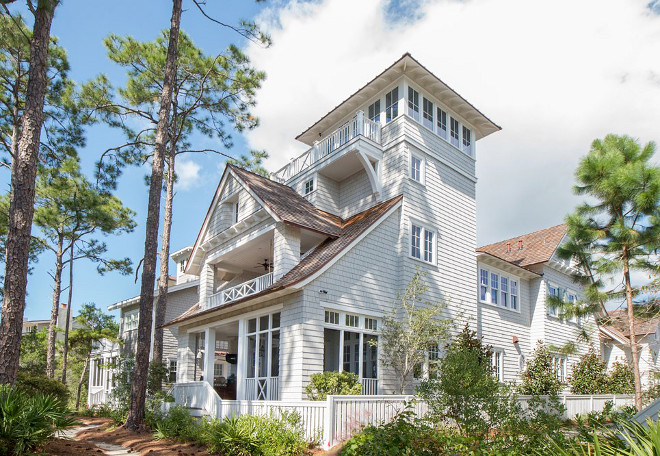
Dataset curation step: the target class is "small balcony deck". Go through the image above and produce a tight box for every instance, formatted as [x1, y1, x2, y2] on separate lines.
[205, 272, 274, 310]
[271, 111, 382, 183]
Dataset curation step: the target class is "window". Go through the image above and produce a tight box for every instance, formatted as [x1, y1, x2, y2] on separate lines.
[346, 314, 359, 328]
[325, 310, 339, 325]
[422, 97, 433, 130]
[215, 340, 229, 350]
[245, 312, 280, 400]
[303, 178, 314, 195]
[385, 87, 399, 123]
[214, 363, 224, 377]
[450, 117, 460, 148]
[479, 267, 520, 312]
[462, 126, 472, 154]
[365, 318, 377, 331]
[547, 284, 559, 317]
[410, 223, 435, 264]
[234, 201, 240, 223]
[491, 351, 503, 382]
[408, 87, 420, 121]
[168, 360, 177, 383]
[436, 107, 447, 139]
[552, 356, 566, 382]
[410, 153, 424, 183]
[368, 100, 381, 123]
[123, 310, 139, 333]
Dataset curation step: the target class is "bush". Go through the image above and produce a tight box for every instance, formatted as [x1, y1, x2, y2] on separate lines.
[16, 371, 69, 404]
[202, 411, 308, 456]
[569, 349, 609, 394]
[520, 341, 562, 395]
[304, 371, 362, 401]
[0, 384, 76, 456]
[608, 361, 635, 394]
[154, 406, 200, 442]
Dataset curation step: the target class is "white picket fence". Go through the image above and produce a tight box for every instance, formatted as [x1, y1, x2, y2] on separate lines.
[168, 383, 634, 449]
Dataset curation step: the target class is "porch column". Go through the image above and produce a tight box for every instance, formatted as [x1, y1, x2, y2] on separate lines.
[204, 327, 216, 386]
[236, 319, 245, 400]
[273, 223, 300, 281]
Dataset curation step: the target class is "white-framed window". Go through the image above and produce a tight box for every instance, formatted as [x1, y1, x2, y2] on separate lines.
[408, 87, 420, 121]
[552, 356, 566, 382]
[215, 340, 229, 350]
[345, 314, 359, 328]
[422, 97, 433, 130]
[325, 310, 339, 325]
[409, 151, 424, 184]
[368, 99, 381, 123]
[491, 350, 503, 382]
[123, 309, 139, 333]
[385, 87, 399, 123]
[168, 359, 177, 383]
[410, 222, 435, 265]
[245, 312, 281, 390]
[234, 201, 240, 224]
[214, 363, 224, 377]
[303, 177, 315, 195]
[479, 267, 520, 312]
[462, 126, 472, 155]
[450, 117, 460, 148]
[436, 107, 447, 139]
[547, 283, 559, 317]
[365, 318, 377, 331]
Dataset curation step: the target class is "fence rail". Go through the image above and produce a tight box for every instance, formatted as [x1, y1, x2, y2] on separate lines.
[168, 384, 635, 449]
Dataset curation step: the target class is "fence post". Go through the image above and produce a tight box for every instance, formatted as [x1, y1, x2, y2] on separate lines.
[590, 395, 594, 414]
[324, 395, 335, 449]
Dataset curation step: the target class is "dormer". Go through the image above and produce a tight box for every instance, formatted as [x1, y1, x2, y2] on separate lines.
[171, 246, 195, 285]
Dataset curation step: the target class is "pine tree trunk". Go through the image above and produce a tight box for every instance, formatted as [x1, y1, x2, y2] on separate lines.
[61, 242, 74, 384]
[125, 0, 182, 430]
[76, 355, 89, 410]
[0, 0, 57, 384]
[623, 246, 643, 411]
[46, 233, 65, 378]
[153, 146, 176, 364]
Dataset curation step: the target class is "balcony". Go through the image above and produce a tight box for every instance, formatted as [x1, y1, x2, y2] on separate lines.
[206, 272, 274, 310]
[272, 111, 382, 183]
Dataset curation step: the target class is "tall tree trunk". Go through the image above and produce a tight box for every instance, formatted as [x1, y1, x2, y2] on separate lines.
[0, 0, 57, 384]
[46, 233, 64, 378]
[153, 144, 176, 364]
[76, 354, 89, 410]
[623, 246, 643, 411]
[61, 242, 74, 384]
[125, 0, 182, 430]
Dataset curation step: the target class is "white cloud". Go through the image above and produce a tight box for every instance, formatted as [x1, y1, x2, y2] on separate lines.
[175, 158, 201, 190]
[245, 0, 660, 244]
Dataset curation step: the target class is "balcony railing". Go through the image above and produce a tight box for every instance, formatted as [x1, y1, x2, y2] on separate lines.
[207, 272, 274, 310]
[271, 111, 382, 183]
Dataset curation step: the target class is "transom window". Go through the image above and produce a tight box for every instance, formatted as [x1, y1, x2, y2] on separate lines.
[450, 117, 460, 147]
[385, 87, 399, 123]
[365, 318, 377, 330]
[410, 152, 424, 183]
[410, 222, 435, 264]
[368, 100, 381, 123]
[436, 107, 447, 139]
[479, 267, 519, 311]
[325, 310, 340, 325]
[491, 350, 503, 382]
[303, 178, 314, 195]
[408, 87, 420, 121]
[422, 97, 433, 130]
[345, 314, 359, 328]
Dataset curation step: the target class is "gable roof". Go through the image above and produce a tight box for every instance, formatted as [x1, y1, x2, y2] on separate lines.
[166, 195, 403, 327]
[296, 53, 501, 145]
[476, 224, 567, 270]
[601, 309, 660, 339]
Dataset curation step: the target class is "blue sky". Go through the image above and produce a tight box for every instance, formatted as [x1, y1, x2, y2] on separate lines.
[10, 0, 660, 322]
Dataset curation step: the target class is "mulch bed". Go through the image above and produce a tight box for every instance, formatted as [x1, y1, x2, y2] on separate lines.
[41, 438, 106, 456]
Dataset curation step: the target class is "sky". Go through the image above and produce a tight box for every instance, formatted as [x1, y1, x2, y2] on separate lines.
[9, 0, 660, 322]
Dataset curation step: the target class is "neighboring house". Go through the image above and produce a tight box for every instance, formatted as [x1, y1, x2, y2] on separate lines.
[89, 53, 598, 406]
[600, 310, 660, 387]
[22, 303, 76, 340]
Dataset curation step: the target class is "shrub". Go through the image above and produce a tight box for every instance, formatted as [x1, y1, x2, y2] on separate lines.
[520, 341, 562, 395]
[569, 349, 609, 394]
[154, 406, 199, 442]
[202, 411, 308, 456]
[0, 384, 76, 456]
[16, 371, 69, 404]
[304, 371, 361, 401]
[607, 361, 635, 394]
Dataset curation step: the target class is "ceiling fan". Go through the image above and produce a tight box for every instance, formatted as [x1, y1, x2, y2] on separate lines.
[257, 259, 273, 272]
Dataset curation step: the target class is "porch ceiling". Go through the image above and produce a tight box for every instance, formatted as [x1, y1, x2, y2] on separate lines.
[212, 230, 274, 275]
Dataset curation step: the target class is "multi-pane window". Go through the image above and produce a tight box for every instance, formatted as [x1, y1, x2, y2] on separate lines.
[479, 267, 519, 311]
[547, 284, 559, 316]
[436, 108, 447, 139]
[552, 356, 566, 382]
[325, 310, 339, 325]
[123, 310, 139, 333]
[491, 351, 503, 382]
[462, 126, 472, 154]
[422, 97, 433, 130]
[168, 360, 177, 383]
[368, 100, 381, 123]
[410, 154, 423, 183]
[215, 340, 229, 350]
[385, 87, 399, 123]
[214, 363, 224, 377]
[450, 117, 460, 147]
[245, 312, 281, 399]
[365, 318, 377, 331]
[408, 87, 420, 121]
[410, 223, 435, 264]
[303, 178, 314, 195]
[346, 314, 359, 328]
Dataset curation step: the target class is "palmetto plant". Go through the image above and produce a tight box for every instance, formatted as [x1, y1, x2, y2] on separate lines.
[0, 384, 76, 456]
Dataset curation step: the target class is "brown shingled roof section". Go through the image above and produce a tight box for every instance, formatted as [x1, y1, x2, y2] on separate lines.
[163, 195, 403, 327]
[477, 224, 567, 270]
[602, 309, 660, 338]
[230, 165, 343, 237]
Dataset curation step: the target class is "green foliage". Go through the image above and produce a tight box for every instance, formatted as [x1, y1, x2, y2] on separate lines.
[202, 411, 308, 456]
[153, 405, 199, 442]
[0, 384, 76, 456]
[227, 150, 270, 176]
[418, 326, 520, 438]
[305, 371, 362, 401]
[570, 349, 609, 394]
[147, 361, 169, 396]
[520, 341, 563, 395]
[378, 270, 451, 393]
[607, 361, 635, 394]
[18, 328, 47, 376]
[16, 371, 69, 404]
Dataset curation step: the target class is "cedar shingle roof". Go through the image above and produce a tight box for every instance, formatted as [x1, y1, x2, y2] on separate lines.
[164, 195, 403, 327]
[477, 224, 567, 270]
[230, 165, 343, 237]
[602, 309, 660, 338]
